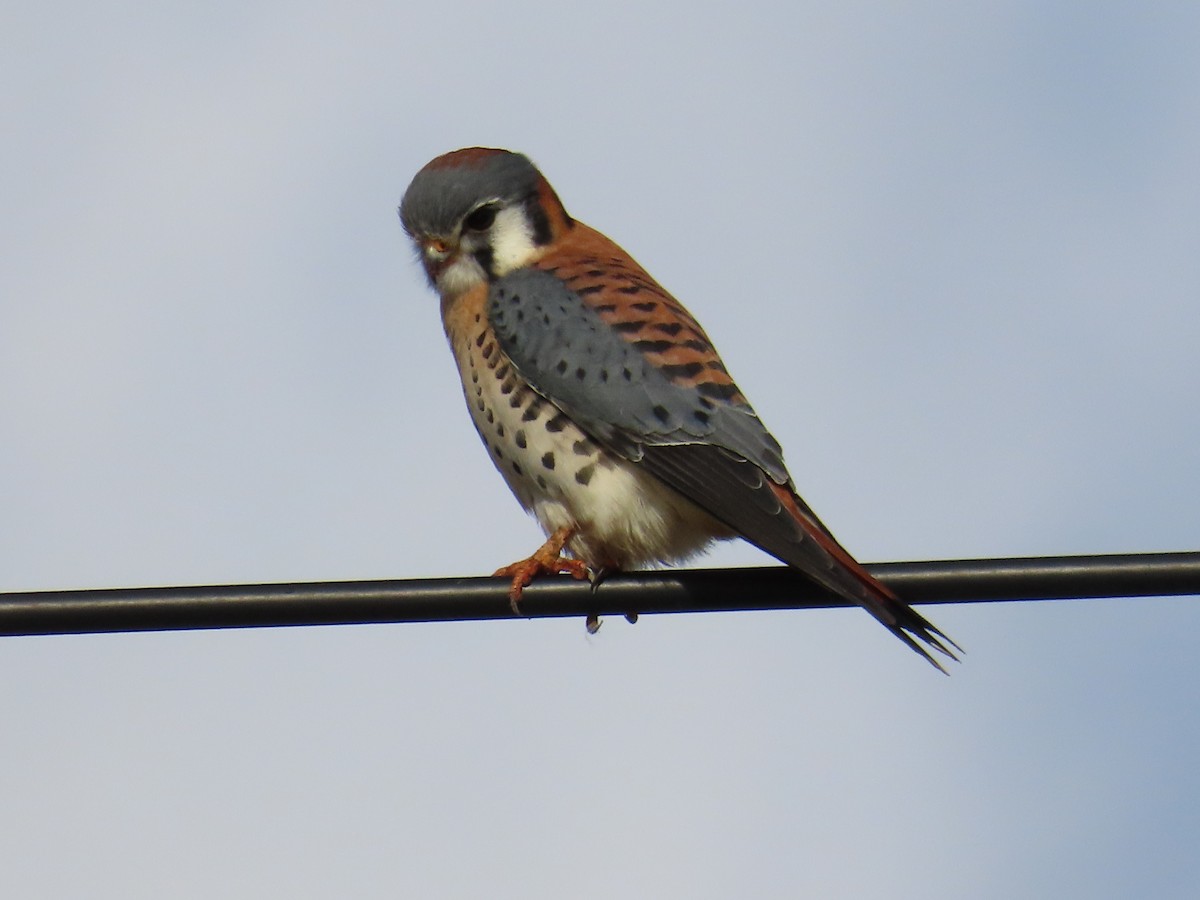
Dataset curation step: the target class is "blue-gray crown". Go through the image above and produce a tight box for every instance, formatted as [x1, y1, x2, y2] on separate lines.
[400, 148, 542, 238]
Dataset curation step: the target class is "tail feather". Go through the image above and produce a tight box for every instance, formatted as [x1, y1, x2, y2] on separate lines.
[876, 599, 962, 675]
[769, 482, 961, 672]
[627, 442, 959, 671]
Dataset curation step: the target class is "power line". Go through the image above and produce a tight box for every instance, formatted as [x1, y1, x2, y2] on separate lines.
[1, 551, 1197, 637]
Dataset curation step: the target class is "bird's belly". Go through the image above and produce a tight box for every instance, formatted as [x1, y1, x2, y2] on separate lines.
[452, 328, 732, 570]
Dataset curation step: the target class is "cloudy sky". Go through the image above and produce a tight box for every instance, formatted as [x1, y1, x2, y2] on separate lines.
[3, 3, 1199, 897]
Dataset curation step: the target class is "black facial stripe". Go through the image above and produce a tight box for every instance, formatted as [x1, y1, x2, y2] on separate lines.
[526, 199, 553, 246]
[473, 244, 496, 280]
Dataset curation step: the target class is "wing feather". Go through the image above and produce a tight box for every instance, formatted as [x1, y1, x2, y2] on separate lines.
[489, 265, 958, 669]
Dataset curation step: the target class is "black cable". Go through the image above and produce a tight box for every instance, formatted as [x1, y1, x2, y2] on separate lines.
[0, 551, 1196, 637]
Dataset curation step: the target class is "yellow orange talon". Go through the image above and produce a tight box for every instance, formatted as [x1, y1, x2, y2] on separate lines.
[493, 525, 588, 613]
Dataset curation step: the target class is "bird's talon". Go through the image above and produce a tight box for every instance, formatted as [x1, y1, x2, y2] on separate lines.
[588, 566, 614, 592]
[493, 526, 586, 615]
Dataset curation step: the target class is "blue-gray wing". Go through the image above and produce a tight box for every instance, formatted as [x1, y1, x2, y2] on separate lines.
[487, 268, 843, 551]
[489, 266, 959, 668]
[488, 268, 786, 476]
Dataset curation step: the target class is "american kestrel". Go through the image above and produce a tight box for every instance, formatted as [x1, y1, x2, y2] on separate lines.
[400, 148, 959, 670]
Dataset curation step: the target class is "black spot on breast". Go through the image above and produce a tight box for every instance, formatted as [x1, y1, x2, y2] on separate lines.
[521, 399, 543, 421]
[515, 429, 527, 449]
[541, 452, 556, 470]
[496, 424, 505, 437]
[486, 409, 494, 424]
[546, 414, 568, 433]
[509, 387, 528, 409]
[512, 462, 523, 476]
[481, 342, 495, 360]
[475, 331, 487, 347]
[495, 362, 510, 379]
[575, 463, 596, 486]
[499, 377, 515, 396]
[537, 475, 548, 489]
[572, 439, 591, 456]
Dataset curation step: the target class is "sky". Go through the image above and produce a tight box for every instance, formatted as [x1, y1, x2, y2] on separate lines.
[2, 3, 1199, 897]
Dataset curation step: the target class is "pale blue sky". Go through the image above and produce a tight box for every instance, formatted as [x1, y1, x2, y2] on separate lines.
[2, 3, 1199, 897]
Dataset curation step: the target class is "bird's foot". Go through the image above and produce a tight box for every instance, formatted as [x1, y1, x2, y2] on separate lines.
[494, 526, 588, 614]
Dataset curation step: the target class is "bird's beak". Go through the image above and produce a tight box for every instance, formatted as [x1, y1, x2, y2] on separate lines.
[419, 236, 457, 282]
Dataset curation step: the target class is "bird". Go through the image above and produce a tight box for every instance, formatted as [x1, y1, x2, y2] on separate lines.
[399, 147, 959, 670]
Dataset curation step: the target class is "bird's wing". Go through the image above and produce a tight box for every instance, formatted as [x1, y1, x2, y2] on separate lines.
[488, 260, 957, 668]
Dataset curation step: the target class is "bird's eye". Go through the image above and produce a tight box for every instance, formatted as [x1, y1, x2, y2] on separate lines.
[463, 205, 498, 232]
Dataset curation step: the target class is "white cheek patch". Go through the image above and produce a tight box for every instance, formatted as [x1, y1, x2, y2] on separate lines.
[487, 205, 539, 276]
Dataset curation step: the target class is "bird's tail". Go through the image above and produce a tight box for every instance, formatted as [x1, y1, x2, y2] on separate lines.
[769, 482, 961, 673]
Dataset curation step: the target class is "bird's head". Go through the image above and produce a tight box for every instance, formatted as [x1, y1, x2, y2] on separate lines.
[400, 148, 571, 298]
